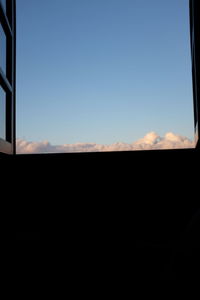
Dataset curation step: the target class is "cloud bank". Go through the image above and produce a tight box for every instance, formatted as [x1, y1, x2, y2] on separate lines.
[16, 132, 195, 154]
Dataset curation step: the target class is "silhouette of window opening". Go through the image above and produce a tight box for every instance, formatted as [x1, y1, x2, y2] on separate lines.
[15, 0, 196, 154]
[0, 1, 199, 155]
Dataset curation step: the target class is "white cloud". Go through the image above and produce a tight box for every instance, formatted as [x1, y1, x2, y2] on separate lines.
[16, 132, 195, 154]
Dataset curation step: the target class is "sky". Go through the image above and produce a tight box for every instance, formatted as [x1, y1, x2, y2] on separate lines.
[16, 0, 194, 148]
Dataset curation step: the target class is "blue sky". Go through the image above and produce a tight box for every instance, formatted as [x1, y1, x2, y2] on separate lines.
[16, 0, 194, 145]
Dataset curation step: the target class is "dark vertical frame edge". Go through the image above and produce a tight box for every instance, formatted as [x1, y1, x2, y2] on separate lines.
[0, 0, 16, 155]
[12, 0, 16, 154]
[190, 0, 200, 148]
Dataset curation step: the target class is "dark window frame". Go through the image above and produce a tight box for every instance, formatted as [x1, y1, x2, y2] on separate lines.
[0, 0, 16, 155]
[190, 0, 200, 148]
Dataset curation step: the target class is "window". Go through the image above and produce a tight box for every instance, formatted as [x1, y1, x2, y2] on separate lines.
[0, 0, 6, 13]
[0, 0, 16, 154]
[0, 85, 5, 139]
[16, 0, 197, 154]
[0, 23, 6, 75]
[0, 0, 199, 155]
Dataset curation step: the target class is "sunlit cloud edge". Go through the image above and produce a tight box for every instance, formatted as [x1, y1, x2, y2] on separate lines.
[16, 132, 195, 154]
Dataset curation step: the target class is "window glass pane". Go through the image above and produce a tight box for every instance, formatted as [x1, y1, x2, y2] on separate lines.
[1, 0, 6, 13]
[0, 85, 6, 140]
[0, 23, 6, 76]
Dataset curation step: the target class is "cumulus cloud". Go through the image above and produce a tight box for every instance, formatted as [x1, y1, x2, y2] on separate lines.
[16, 132, 195, 154]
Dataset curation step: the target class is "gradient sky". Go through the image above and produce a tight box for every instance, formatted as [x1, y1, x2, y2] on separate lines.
[16, 0, 194, 145]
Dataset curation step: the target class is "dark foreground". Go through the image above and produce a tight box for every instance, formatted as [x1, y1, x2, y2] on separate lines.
[2, 148, 200, 281]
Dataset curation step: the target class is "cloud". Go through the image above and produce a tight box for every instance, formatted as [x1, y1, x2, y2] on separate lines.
[16, 132, 195, 154]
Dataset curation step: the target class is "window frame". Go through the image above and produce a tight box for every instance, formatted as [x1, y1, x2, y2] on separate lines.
[0, 0, 16, 155]
[190, 0, 200, 148]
